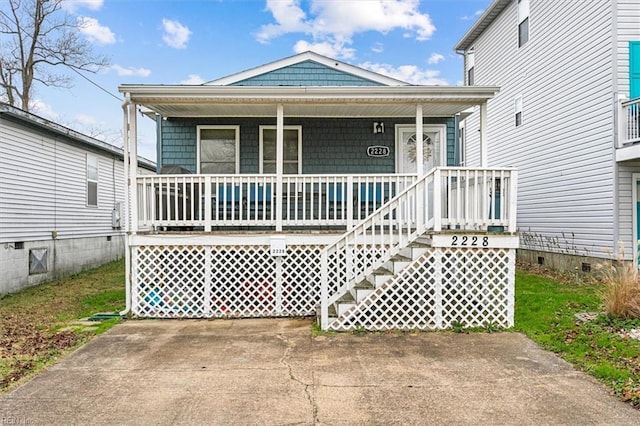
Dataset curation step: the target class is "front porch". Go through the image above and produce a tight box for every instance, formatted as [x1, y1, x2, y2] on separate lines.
[119, 55, 518, 330]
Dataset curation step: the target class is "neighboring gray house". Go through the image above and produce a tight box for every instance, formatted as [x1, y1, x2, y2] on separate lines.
[455, 0, 640, 270]
[0, 103, 155, 296]
[118, 51, 520, 331]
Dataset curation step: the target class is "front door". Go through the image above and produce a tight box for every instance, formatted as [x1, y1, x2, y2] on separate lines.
[396, 125, 446, 174]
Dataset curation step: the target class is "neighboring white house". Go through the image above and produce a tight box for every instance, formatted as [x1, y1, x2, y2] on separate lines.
[0, 103, 155, 296]
[455, 0, 640, 270]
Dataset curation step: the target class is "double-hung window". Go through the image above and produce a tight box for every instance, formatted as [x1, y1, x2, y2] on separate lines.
[260, 126, 302, 174]
[197, 126, 240, 174]
[518, 0, 530, 47]
[467, 50, 475, 86]
[515, 96, 523, 127]
[86, 154, 98, 207]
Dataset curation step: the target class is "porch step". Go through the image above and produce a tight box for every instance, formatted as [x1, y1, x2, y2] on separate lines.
[398, 242, 431, 261]
[335, 292, 356, 316]
[383, 254, 412, 274]
[354, 279, 375, 302]
[367, 267, 394, 288]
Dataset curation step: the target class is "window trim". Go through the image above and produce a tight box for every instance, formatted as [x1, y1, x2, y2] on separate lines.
[196, 125, 240, 174]
[518, 0, 530, 47]
[259, 125, 302, 174]
[86, 153, 98, 207]
[515, 96, 523, 127]
[467, 49, 475, 86]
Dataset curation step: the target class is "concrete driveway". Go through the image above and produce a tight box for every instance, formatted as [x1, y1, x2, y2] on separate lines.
[1, 318, 638, 425]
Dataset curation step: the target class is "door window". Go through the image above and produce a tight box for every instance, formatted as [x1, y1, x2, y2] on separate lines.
[260, 126, 301, 174]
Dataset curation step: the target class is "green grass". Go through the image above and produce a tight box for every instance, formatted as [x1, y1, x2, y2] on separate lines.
[514, 270, 640, 406]
[0, 259, 126, 393]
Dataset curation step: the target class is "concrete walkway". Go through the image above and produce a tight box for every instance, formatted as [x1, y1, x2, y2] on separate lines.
[1, 318, 638, 425]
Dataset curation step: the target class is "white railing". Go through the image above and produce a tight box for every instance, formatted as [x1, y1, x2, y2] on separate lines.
[622, 98, 640, 145]
[319, 166, 517, 329]
[136, 173, 417, 230]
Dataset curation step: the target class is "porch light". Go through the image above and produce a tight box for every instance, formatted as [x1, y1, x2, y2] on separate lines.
[373, 122, 385, 134]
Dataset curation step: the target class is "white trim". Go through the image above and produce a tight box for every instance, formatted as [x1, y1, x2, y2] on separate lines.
[207, 51, 408, 87]
[86, 153, 99, 207]
[196, 125, 240, 174]
[395, 124, 447, 173]
[259, 125, 302, 174]
[633, 173, 640, 266]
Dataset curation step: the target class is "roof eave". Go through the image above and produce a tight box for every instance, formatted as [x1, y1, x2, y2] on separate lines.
[454, 0, 512, 52]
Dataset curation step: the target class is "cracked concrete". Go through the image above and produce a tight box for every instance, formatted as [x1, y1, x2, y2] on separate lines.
[1, 318, 639, 425]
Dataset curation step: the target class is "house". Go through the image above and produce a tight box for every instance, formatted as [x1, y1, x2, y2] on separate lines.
[455, 0, 640, 270]
[0, 103, 155, 296]
[118, 51, 519, 330]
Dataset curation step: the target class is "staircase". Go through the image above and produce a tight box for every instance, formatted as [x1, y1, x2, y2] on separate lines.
[318, 167, 519, 331]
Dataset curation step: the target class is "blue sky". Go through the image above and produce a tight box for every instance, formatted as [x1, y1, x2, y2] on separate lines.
[28, 0, 492, 161]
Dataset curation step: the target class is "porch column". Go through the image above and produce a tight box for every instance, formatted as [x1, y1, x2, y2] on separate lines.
[275, 103, 284, 232]
[479, 101, 488, 167]
[128, 101, 139, 233]
[415, 104, 424, 176]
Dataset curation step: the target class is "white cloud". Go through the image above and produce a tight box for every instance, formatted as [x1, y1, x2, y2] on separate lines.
[30, 100, 60, 121]
[293, 40, 355, 60]
[257, 0, 435, 57]
[180, 74, 205, 85]
[62, 0, 104, 13]
[359, 62, 448, 85]
[111, 65, 151, 77]
[74, 114, 98, 127]
[428, 53, 444, 65]
[77, 16, 115, 45]
[461, 9, 484, 21]
[162, 19, 192, 49]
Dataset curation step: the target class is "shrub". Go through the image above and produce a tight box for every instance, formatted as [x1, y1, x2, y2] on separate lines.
[596, 243, 640, 319]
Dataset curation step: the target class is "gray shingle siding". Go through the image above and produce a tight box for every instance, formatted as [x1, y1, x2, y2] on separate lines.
[161, 117, 456, 173]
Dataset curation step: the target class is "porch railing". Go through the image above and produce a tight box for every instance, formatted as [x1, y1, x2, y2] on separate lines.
[622, 98, 640, 145]
[319, 166, 517, 329]
[136, 174, 417, 231]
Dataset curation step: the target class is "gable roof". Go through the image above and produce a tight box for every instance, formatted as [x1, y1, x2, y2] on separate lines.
[454, 0, 512, 52]
[207, 51, 408, 87]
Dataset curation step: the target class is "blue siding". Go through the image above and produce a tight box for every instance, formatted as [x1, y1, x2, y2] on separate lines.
[161, 117, 457, 173]
[231, 61, 385, 87]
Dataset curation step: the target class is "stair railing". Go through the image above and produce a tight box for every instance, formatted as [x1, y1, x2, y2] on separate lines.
[320, 168, 438, 330]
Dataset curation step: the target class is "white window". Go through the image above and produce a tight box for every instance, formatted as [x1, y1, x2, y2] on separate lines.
[259, 126, 302, 174]
[515, 96, 523, 127]
[467, 50, 475, 86]
[197, 126, 240, 174]
[518, 0, 530, 47]
[86, 154, 98, 207]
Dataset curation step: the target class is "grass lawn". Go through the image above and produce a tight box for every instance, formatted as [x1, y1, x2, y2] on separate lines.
[0, 259, 125, 393]
[514, 269, 640, 407]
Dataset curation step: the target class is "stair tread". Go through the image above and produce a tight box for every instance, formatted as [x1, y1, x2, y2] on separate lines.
[372, 267, 393, 275]
[354, 279, 375, 290]
[389, 254, 412, 262]
[336, 293, 355, 303]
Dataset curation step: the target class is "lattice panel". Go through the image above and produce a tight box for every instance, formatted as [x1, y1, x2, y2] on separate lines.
[328, 247, 515, 331]
[132, 244, 325, 318]
[134, 245, 207, 318]
[439, 247, 514, 328]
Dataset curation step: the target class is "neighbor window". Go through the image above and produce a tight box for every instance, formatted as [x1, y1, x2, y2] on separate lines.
[518, 0, 530, 47]
[260, 126, 302, 174]
[86, 154, 98, 207]
[467, 50, 475, 85]
[515, 96, 523, 127]
[197, 126, 239, 174]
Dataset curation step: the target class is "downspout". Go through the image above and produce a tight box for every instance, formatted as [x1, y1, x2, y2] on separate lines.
[120, 95, 132, 316]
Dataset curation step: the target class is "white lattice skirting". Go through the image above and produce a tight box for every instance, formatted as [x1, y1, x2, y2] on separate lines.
[131, 243, 515, 329]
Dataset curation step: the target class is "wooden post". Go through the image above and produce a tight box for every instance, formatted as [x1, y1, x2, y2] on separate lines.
[416, 104, 424, 175]
[276, 104, 284, 232]
[480, 101, 488, 167]
[129, 102, 138, 233]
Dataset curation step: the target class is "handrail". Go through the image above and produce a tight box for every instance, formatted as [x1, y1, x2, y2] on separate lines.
[319, 166, 518, 330]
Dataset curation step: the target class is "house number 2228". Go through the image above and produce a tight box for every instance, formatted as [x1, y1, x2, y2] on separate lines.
[451, 236, 489, 247]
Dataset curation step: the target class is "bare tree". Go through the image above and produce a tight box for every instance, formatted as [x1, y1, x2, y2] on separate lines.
[0, 0, 109, 111]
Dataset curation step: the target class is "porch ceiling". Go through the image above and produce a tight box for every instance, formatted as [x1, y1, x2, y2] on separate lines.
[119, 85, 499, 118]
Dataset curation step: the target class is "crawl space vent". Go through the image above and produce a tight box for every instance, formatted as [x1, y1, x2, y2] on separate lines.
[29, 248, 48, 274]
